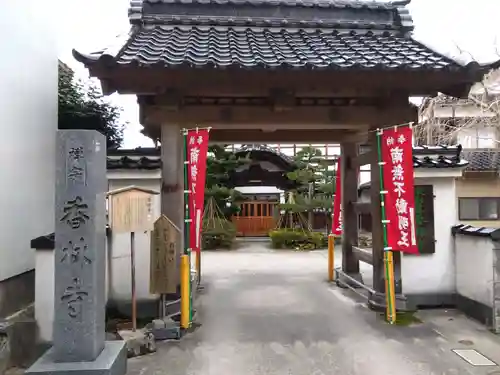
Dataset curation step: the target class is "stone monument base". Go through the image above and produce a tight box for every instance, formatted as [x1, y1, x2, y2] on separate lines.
[25, 341, 127, 375]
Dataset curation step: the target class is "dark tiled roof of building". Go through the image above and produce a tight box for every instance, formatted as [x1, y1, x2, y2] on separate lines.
[460, 149, 500, 172]
[236, 144, 295, 165]
[358, 145, 468, 192]
[412, 145, 468, 168]
[106, 145, 296, 170]
[107, 148, 161, 170]
[452, 224, 500, 241]
[73, 0, 480, 73]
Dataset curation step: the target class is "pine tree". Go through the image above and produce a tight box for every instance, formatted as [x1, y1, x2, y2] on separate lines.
[205, 145, 249, 217]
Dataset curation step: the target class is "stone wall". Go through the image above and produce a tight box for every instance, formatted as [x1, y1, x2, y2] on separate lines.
[452, 224, 500, 332]
[0, 271, 35, 319]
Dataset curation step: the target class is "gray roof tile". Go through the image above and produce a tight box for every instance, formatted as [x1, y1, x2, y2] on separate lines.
[461, 149, 500, 171]
[107, 148, 161, 170]
[111, 26, 461, 70]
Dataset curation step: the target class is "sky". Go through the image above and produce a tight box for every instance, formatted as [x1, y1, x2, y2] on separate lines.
[58, 0, 500, 149]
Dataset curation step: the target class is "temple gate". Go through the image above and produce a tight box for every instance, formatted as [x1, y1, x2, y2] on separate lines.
[73, 0, 496, 309]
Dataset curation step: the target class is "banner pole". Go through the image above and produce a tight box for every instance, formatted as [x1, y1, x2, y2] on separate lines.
[328, 234, 335, 281]
[182, 130, 192, 326]
[195, 127, 202, 287]
[183, 126, 213, 131]
[376, 129, 397, 324]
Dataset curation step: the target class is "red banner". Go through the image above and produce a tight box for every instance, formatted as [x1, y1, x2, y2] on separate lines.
[331, 158, 342, 236]
[186, 129, 210, 253]
[380, 126, 418, 254]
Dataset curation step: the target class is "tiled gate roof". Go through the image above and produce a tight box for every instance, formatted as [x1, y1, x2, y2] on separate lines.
[73, 0, 472, 72]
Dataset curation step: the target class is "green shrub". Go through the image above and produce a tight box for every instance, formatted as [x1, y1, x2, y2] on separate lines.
[269, 229, 327, 250]
[202, 220, 236, 250]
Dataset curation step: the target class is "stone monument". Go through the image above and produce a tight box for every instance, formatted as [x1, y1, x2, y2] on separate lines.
[26, 130, 126, 375]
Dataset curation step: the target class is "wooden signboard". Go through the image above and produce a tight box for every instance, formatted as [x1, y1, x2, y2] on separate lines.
[150, 215, 180, 294]
[107, 186, 159, 233]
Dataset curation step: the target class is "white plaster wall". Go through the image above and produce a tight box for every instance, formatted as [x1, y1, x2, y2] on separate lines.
[0, 2, 57, 281]
[35, 251, 55, 342]
[107, 177, 162, 306]
[455, 235, 493, 307]
[402, 178, 457, 295]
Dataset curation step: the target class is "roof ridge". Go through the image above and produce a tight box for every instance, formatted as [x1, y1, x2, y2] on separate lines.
[129, 0, 414, 32]
[139, 0, 410, 9]
[139, 15, 405, 30]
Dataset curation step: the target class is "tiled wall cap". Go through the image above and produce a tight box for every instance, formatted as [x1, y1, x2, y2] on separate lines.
[451, 224, 500, 241]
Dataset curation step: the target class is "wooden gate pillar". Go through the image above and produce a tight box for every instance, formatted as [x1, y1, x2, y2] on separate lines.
[340, 142, 362, 283]
[368, 130, 407, 311]
[160, 123, 184, 296]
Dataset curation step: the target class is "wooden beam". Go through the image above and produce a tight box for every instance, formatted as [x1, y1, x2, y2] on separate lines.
[156, 90, 183, 111]
[352, 201, 371, 214]
[369, 129, 385, 294]
[352, 150, 374, 168]
[160, 124, 184, 289]
[92, 66, 474, 98]
[341, 142, 360, 276]
[343, 131, 370, 144]
[143, 104, 417, 128]
[353, 246, 373, 265]
[208, 129, 355, 143]
[270, 88, 295, 112]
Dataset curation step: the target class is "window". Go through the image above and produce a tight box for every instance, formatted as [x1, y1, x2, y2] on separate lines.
[458, 198, 500, 220]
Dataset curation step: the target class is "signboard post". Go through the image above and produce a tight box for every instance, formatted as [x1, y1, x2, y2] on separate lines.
[149, 215, 180, 295]
[107, 186, 159, 331]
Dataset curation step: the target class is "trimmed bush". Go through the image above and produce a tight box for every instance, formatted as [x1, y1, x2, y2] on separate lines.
[269, 228, 327, 250]
[202, 220, 236, 250]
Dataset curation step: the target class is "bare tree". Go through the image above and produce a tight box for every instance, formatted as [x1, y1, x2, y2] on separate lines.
[414, 48, 500, 147]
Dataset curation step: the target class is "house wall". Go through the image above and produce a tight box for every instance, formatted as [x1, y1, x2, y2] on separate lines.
[455, 235, 493, 308]
[357, 174, 461, 306]
[402, 178, 458, 305]
[453, 232, 500, 330]
[456, 178, 500, 228]
[457, 127, 499, 148]
[0, 1, 57, 317]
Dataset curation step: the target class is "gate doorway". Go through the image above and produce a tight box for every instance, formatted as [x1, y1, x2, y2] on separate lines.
[233, 201, 276, 237]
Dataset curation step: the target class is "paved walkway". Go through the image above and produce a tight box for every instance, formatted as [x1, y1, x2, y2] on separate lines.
[128, 243, 500, 375]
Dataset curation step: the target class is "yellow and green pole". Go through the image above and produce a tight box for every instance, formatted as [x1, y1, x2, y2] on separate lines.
[328, 234, 335, 282]
[180, 254, 190, 329]
[376, 129, 397, 324]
